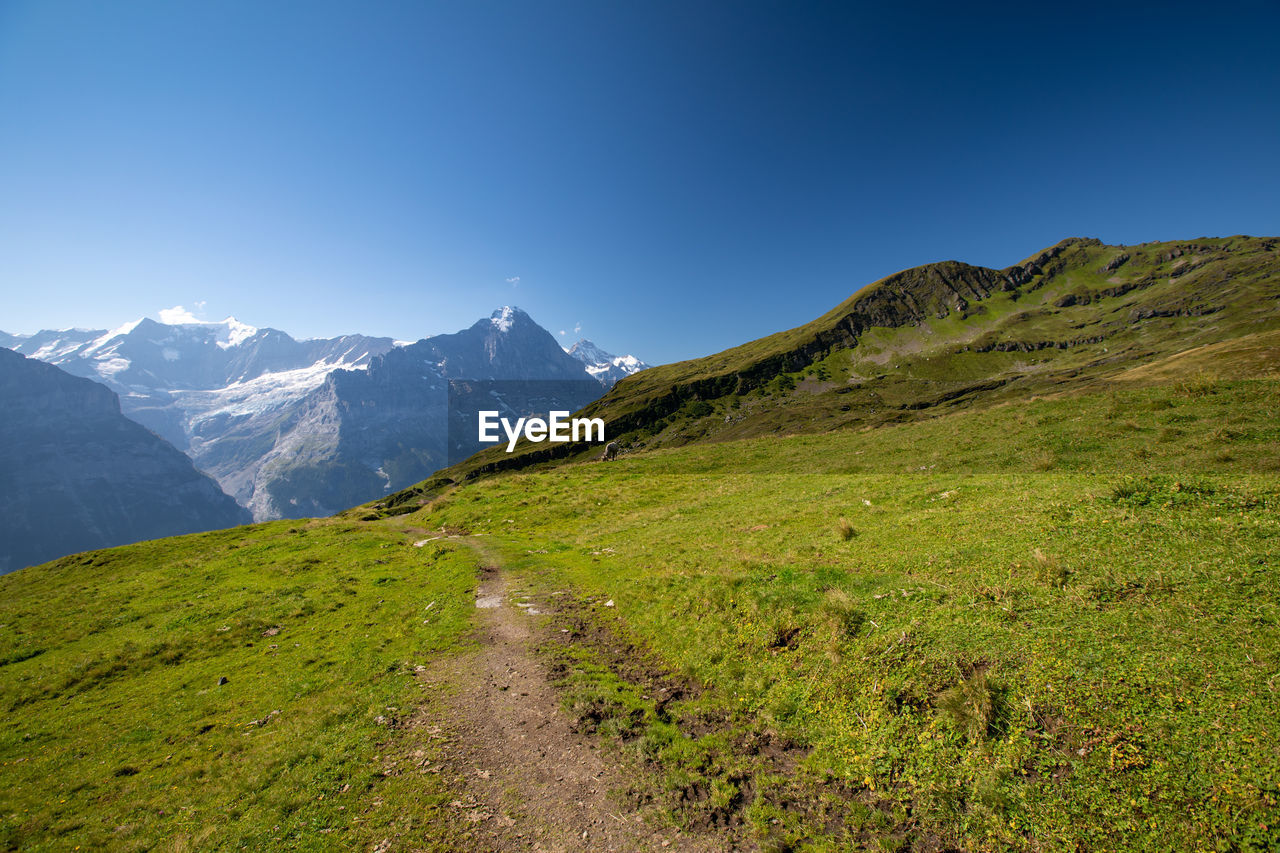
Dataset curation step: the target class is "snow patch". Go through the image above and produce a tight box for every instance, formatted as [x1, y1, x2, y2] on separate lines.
[33, 339, 90, 360]
[97, 357, 132, 377]
[490, 306, 519, 333]
[152, 308, 259, 350]
[217, 317, 258, 349]
[183, 358, 370, 423]
[162, 347, 181, 362]
[82, 319, 142, 355]
[566, 338, 649, 385]
[613, 354, 643, 370]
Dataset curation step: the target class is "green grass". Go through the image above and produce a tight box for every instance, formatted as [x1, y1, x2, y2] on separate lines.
[406, 379, 1280, 850]
[4, 369, 1279, 849]
[0, 519, 477, 851]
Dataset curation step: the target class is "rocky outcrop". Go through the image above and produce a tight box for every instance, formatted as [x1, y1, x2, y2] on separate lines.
[0, 349, 250, 573]
[1101, 253, 1131, 272]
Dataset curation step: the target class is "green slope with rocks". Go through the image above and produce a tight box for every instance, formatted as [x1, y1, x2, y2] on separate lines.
[382, 235, 1279, 502]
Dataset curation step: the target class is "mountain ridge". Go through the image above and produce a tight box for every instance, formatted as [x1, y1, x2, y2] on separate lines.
[566, 338, 650, 387]
[0, 348, 250, 572]
[7, 307, 649, 520]
[242, 307, 610, 519]
[374, 235, 1280, 504]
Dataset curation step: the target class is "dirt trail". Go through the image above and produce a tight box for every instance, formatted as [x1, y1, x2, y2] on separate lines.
[413, 541, 728, 852]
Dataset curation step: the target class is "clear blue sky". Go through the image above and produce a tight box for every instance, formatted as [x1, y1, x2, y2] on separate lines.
[2, 1, 1277, 364]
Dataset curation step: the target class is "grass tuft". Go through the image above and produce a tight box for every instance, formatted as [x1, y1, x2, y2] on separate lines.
[1174, 370, 1221, 399]
[936, 670, 996, 741]
[1031, 547, 1069, 588]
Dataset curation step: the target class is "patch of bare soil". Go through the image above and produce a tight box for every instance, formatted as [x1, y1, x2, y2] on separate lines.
[411, 554, 731, 852]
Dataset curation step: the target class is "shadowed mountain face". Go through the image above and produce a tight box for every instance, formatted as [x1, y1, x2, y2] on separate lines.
[246, 308, 604, 520]
[0, 349, 250, 573]
[379, 235, 1280, 497]
[2, 318, 396, 513]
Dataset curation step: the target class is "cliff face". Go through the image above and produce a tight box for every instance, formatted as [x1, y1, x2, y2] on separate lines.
[2, 318, 396, 514]
[247, 308, 603, 520]
[0, 349, 250, 573]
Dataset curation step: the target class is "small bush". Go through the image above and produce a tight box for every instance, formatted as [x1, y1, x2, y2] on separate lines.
[1028, 448, 1058, 471]
[1108, 475, 1215, 508]
[682, 400, 714, 419]
[836, 518, 856, 541]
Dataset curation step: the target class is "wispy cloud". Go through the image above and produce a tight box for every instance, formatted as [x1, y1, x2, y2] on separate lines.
[506, 276, 520, 286]
[558, 329, 566, 336]
[158, 305, 201, 324]
[573, 322, 581, 334]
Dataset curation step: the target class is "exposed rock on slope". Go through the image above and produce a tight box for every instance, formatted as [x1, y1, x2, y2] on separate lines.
[0, 349, 250, 573]
[248, 308, 603, 520]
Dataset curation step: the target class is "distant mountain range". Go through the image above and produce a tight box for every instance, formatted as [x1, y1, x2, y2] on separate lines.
[566, 338, 650, 386]
[0, 348, 250, 573]
[3, 307, 648, 521]
[242, 306, 610, 518]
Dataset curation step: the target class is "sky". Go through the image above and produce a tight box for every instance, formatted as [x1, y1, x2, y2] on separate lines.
[2, 1, 1278, 365]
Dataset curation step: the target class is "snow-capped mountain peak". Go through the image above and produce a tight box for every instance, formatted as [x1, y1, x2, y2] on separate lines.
[566, 338, 650, 388]
[215, 317, 259, 349]
[490, 306, 524, 333]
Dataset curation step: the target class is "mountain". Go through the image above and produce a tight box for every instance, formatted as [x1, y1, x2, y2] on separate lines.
[378, 235, 1280, 498]
[4, 316, 397, 514]
[244, 307, 605, 520]
[566, 338, 650, 387]
[0, 330, 32, 348]
[3, 316, 394, 448]
[0, 348, 250, 573]
[6, 309, 649, 521]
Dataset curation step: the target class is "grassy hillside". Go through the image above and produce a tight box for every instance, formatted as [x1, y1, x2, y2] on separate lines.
[4, 370, 1276, 850]
[388, 235, 1279, 495]
[0, 521, 477, 851]
[397, 377, 1280, 850]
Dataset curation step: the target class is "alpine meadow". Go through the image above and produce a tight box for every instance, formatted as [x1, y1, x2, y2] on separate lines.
[4, 236, 1280, 852]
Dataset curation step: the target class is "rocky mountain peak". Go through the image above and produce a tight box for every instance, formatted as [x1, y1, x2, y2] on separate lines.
[488, 305, 527, 333]
[566, 338, 651, 388]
